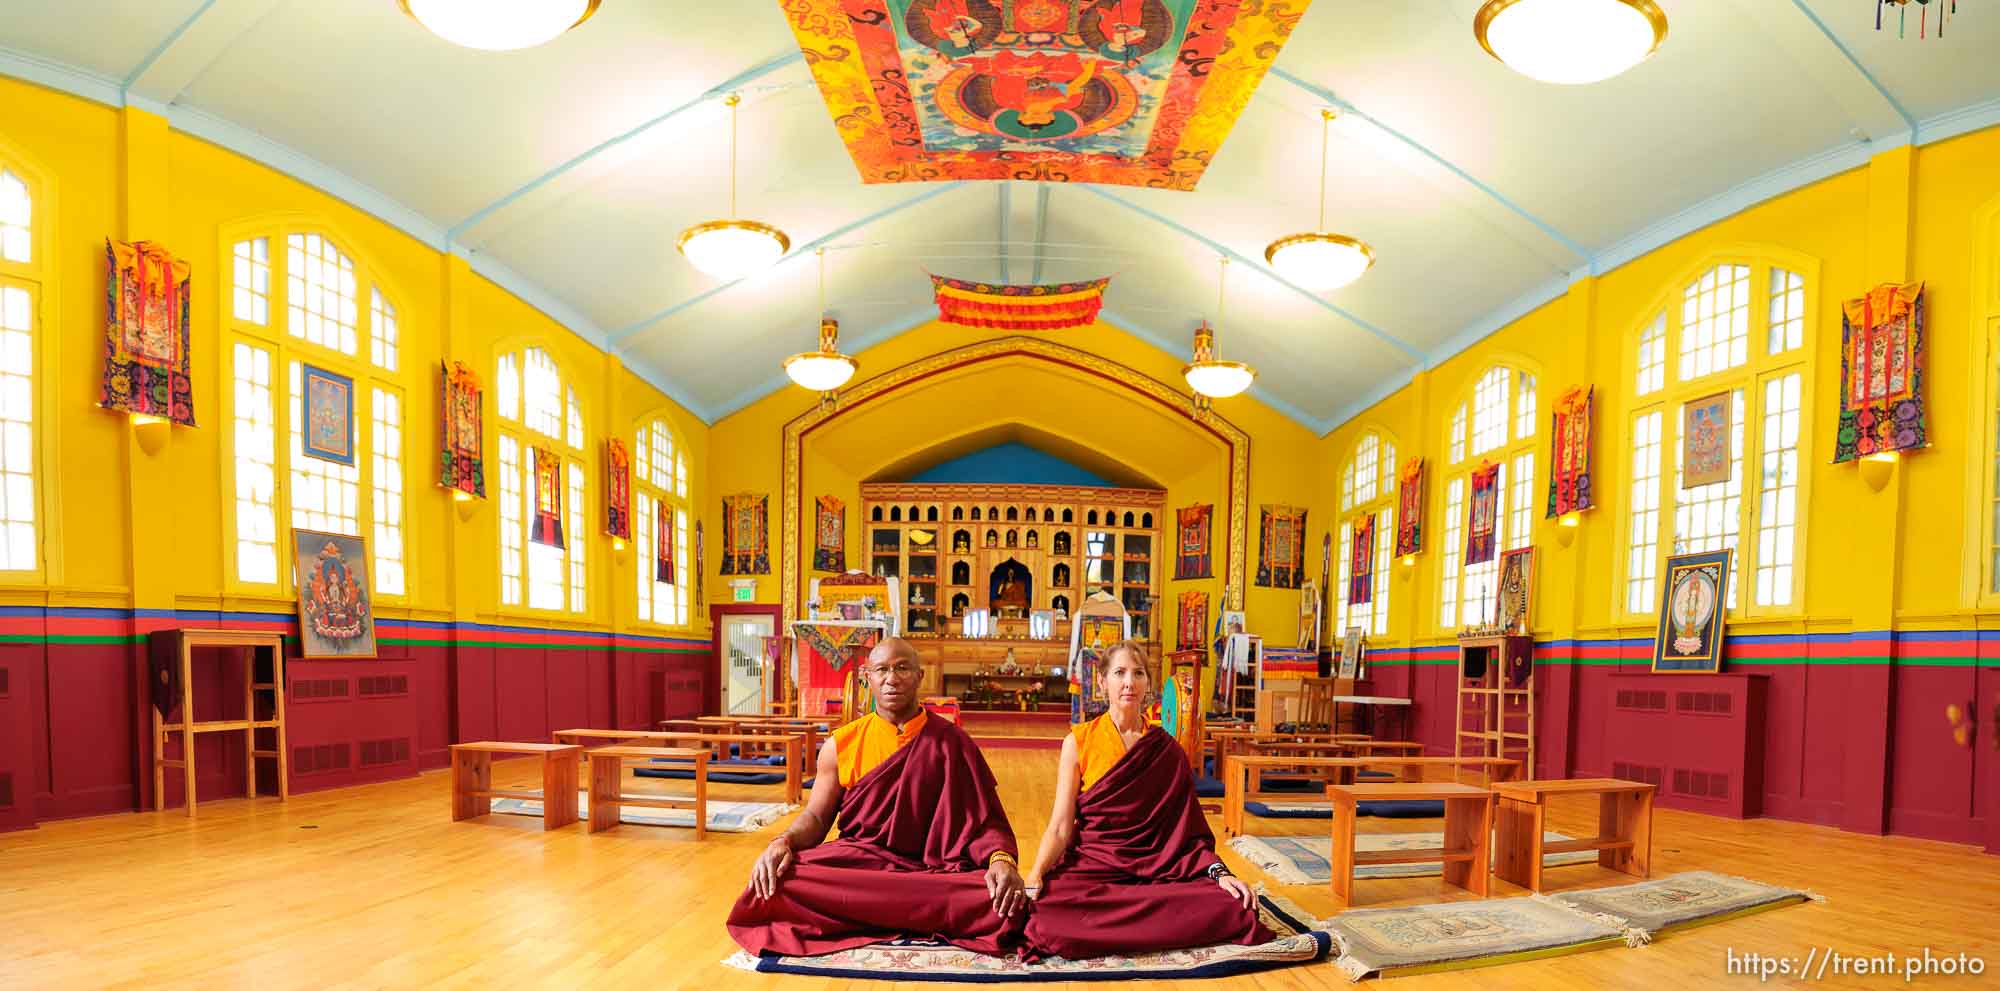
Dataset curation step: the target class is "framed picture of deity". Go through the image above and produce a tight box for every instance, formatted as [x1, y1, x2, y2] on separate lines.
[1651, 550, 1730, 674]
[301, 363, 356, 466]
[292, 528, 375, 658]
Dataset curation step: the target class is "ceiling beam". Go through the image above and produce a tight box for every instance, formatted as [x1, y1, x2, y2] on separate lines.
[1788, 0, 1918, 142]
[1029, 183, 1051, 284]
[1270, 66, 1593, 269]
[607, 182, 968, 344]
[121, 0, 217, 95]
[447, 49, 804, 248]
[1079, 185, 1426, 366]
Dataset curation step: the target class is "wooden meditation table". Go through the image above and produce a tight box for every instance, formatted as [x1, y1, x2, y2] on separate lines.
[1328, 781, 1496, 905]
[1491, 777, 1655, 893]
[584, 745, 710, 838]
[555, 728, 804, 805]
[449, 742, 582, 830]
[1221, 754, 1519, 837]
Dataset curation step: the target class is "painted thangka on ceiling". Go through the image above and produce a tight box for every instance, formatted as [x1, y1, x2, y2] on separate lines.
[782, 0, 1312, 189]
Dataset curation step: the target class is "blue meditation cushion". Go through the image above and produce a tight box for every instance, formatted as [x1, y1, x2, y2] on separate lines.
[1241, 799, 1448, 820]
[1194, 775, 1226, 798]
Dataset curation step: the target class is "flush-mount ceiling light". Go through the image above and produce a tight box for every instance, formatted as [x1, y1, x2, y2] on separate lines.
[1264, 110, 1374, 292]
[398, 0, 601, 51]
[1474, 0, 1668, 85]
[784, 249, 858, 403]
[678, 94, 790, 281]
[1183, 258, 1256, 410]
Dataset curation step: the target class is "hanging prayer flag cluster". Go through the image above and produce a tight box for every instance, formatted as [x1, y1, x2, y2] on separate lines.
[1878, 0, 1958, 39]
[1174, 503, 1213, 580]
[721, 493, 771, 575]
[605, 439, 632, 540]
[814, 494, 846, 573]
[1348, 514, 1374, 606]
[1256, 505, 1308, 589]
[530, 447, 564, 548]
[1835, 282, 1927, 462]
[1394, 457, 1425, 557]
[930, 275, 1110, 331]
[439, 361, 485, 498]
[1545, 386, 1594, 518]
[101, 239, 196, 426]
[1466, 462, 1500, 566]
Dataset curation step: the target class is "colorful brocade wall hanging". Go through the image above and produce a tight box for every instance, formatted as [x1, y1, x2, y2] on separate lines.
[1545, 386, 1594, 518]
[605, 439, 632, 540]
[693, 521, 705, 606]
[1835, 281, 1927, 462]
[721, 493, 771, 576]
[656, 501, 676, 585]
[931, 275, 1109, 330]
[1177, 590, 1208, 651]
[1256, 505, 1308, 589]
[101, 239, 195, 426]
[814, 495, 846, 573]
[1394, 457, 1425, 557]
[529, 447, 564, 548]
[440, 361, 485, 498]
[1348, 514, 1374, 606]
[1174, 503, 1213, 580]
[1466, 462, 1500, 566]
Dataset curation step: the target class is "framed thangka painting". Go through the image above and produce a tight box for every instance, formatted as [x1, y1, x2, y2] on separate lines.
[721, 493, 771, 575]
[439, 361, 484, 497]
[814, 495, 845, 573]
[1682, 391, 1732, 488]
[1175, 504, 1212, 580]
[1652, 550, 1731, 673]
[1394, 457, 1425, 557]
[1256, 505, 1307, 589]
[1496, 547, 1534, 636]
[101, 239, 196, 426]
[1835, 282, 1926, 461]
[1465, 462, 1499, 566]
[301, 363, 355, 466]
[292, 529, 375, 658]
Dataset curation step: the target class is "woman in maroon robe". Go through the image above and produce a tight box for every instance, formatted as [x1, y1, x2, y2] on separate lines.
[1023, 640, 1272, 960]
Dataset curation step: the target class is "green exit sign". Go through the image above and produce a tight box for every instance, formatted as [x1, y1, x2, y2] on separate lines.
[733, 585, 755, 602]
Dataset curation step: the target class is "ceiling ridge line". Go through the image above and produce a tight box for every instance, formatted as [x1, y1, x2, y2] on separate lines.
[1787, 0, 1918, 141]
[120, 0, 218, 94]
[1078, 185, 1426, 366]
[1268, 66, 1594, 270]
[605, 182, 968, 344]
[445, 49, 804, 248]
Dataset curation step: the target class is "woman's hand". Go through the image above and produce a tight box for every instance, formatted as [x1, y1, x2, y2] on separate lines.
[1216, 873, 1254, 910]
[748, 837, 796, 899]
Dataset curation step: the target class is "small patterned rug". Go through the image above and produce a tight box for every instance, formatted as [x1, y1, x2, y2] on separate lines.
[1545, 870, 1816, 942]
[489, 792, 793, 833]
[724, 892, 1332, 981]
[1325, 896, 1627, 980]
[1231, 832, 1597, 885]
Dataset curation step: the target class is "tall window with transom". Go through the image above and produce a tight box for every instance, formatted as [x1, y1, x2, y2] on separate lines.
[1335, 431, 1395, 639]
[494, 346, 589, 614]
[0, 163, 42, 575]
[1440, 365, 1537, 629]
[634, 418, 691, 627]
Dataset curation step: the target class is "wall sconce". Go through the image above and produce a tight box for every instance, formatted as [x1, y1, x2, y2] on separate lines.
[131, 413, 170, 456]
[1859, 451, 1898, 493]
[1554, 511, 1580, 548]
[452, 488, 480, 522]
[1397, 553, 1415, 583]
[610, 536, 630, 564]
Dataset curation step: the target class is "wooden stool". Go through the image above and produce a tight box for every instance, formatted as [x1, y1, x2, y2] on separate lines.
[1492, 777, 1655, 893]
[1328, 782, 1496, 905]
[584, 746, 710, 838]
[450, 742, 582, 830]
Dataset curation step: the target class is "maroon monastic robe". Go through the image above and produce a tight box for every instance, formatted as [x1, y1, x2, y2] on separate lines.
[1024, 727, 1273, 960]
[727, 715, 1024, 957]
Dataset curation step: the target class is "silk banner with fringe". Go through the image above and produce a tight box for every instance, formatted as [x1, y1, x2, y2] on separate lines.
[102, 239, 195, 425]
[931, 275, 1109, 330]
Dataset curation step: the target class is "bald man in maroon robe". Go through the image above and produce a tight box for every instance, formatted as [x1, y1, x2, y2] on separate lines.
[727, 638, 1028, 957]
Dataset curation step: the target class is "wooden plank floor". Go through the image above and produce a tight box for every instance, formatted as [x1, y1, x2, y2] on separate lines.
[2, 748, 1994, 989]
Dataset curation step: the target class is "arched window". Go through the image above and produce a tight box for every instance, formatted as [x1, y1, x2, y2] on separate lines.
[1439, 365, 1538, 628]
[227, 225, 407, 598]
[1617, 256, 1811, 616]
[494, 346, 588, 613]
[1336, 430, 1396, 637]
[0, 163, 41, 573]
[634, 417, 691, 627]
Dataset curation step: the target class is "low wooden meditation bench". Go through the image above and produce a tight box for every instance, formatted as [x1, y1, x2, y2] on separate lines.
[584, 745, 710, 838]
[552, 729, 804, 805]
[1328, 781, 1496, 905]
[1492, 777, 1656, 893]
[450, 741, 582, 830]
[1221, 754, 1521, 836]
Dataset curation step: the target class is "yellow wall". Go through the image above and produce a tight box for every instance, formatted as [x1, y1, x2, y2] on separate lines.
[0, 76, 708, 637]
[1323, 126, 2000, 650]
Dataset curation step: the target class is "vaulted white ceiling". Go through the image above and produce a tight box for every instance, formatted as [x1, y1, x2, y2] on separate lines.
[4, 0, 1997, 431]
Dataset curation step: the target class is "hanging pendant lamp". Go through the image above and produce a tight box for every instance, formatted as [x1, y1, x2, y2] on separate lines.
[1474, 0, 1668, 85]
[1183, 258, 1256, 412]
[784, 249, 858, 406]
[1264, 110, 1374, 292]
[678, 94, 791, 280]
[398, 0, 601, 51]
